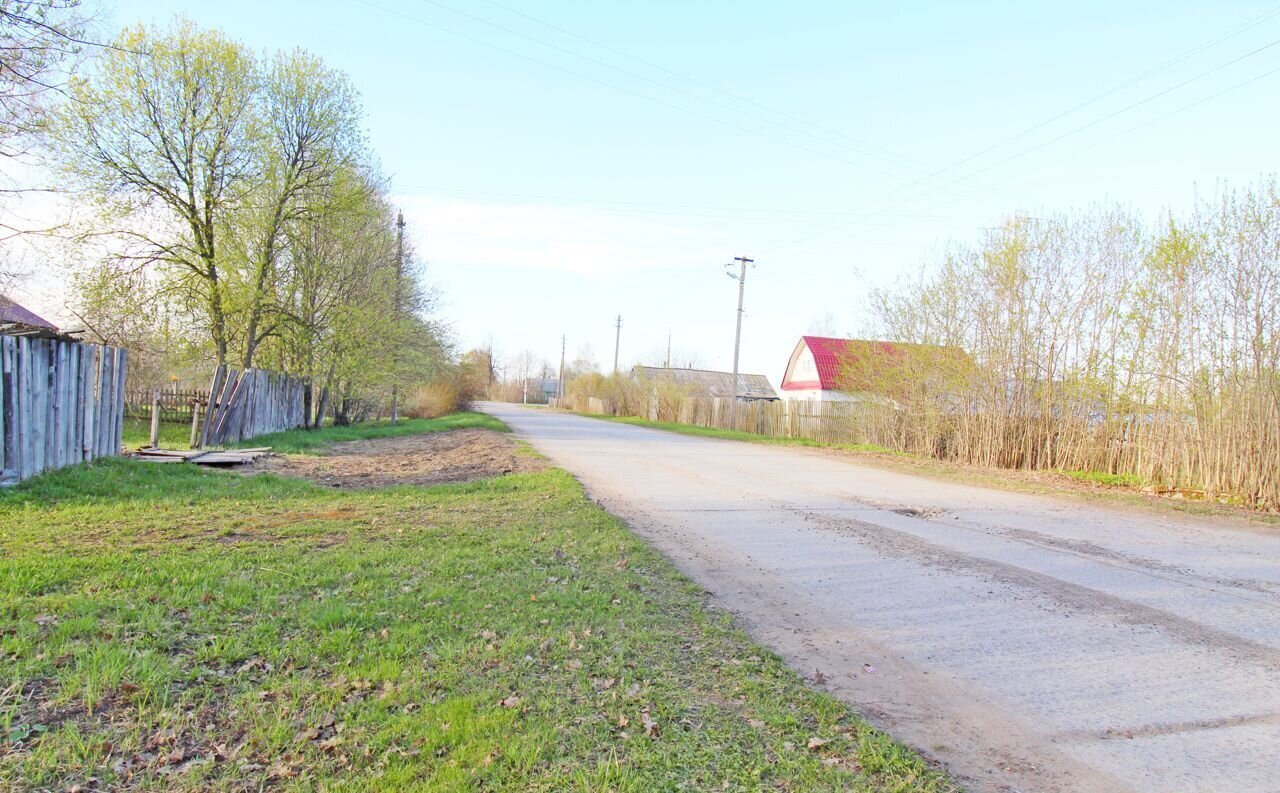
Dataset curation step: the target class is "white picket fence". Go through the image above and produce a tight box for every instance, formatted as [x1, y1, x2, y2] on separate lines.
[0, 335, 128, 484]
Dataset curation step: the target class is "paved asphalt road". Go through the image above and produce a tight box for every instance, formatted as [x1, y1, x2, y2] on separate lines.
[478, 404, 1280, 793]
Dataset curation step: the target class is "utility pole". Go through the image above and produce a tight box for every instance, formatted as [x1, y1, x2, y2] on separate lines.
[390, 210, 406, 425]
[727, 256, 754, 429]
[558, 334, 566, 401]
[613, 315, 622, 375]
[665, 330, 671, 369]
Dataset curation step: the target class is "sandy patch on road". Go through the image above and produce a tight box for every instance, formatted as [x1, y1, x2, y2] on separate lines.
[259, 429, 545, 488]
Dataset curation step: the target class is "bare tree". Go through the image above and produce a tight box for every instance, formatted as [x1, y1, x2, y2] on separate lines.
[0, 1, 91, 160]
[55, 19, 257, 365]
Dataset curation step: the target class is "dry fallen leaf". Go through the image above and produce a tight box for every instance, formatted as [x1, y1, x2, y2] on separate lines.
[617, 714, 629, 728]
[499, 694, 521, 709]
[641, 708, 660, 737]
[268, 761, 298, 779]
[807, 737, 829, 750]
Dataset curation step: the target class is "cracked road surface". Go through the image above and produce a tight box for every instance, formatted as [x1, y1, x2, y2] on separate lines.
[479, 403, 1280, 793]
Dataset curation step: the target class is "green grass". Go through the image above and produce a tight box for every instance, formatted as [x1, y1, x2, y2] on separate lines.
[0, 427, 952, 791]
[233, 412, 508, 454]
[124, 412, 505, 455]
[588, 414, 904, 455]
[122, 418, 196, 450]
[1061, 470, 1145, 488]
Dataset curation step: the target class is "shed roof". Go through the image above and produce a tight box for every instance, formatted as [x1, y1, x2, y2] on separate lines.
[0, 294, 58, 332]
[633, 365, 779, 400]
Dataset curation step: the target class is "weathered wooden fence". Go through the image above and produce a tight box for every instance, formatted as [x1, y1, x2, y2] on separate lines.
[125, 387, 209, 423]
[200, 366, 306, 447]
[0, 335, 127, 484]
[567, 392, 889, 446]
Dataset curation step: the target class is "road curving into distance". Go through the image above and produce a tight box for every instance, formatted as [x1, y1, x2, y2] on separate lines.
[479, 403, 1280, 793]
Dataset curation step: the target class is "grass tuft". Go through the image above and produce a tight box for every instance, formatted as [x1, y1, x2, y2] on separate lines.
[1061, 469, 1145, 488]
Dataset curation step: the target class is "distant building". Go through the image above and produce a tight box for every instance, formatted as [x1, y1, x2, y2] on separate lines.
[632, 365, 779, 401]
[0, 294, 59, 335]
[780, 335, 970, 402]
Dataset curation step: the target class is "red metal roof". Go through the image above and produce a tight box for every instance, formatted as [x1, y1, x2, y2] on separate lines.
[784, 336, 911, 391]
[0, 295, 57, 331]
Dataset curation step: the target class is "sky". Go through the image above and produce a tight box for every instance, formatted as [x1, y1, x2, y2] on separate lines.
[8, 0, 1280, 385]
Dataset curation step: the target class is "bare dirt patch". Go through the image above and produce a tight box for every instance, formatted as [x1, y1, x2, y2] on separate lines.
[257, 429, 545, 488]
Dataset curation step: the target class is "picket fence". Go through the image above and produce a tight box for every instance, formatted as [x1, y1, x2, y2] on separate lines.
[566, 392, 889, 446]
[0, 335, 127, 484]
[200, 365, 306, 447]
[125, 387, 209, 423]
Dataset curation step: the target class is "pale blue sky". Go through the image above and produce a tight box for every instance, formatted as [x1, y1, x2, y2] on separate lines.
[56, 1, 1280, 380]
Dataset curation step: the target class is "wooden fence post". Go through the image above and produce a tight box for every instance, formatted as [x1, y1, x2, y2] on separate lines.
[189, 400, 202, 449]
[149, 390, 161, 447]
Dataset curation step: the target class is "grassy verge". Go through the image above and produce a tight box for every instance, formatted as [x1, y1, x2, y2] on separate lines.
[0, 429, 952, 791]
[122, 418, 195, 450]
[591, 415, 902, 455]
[1060, 470, 1145, 488]
[234, 412, 508, 454]
[575, 412, 1280, 526]
[125, 413, 505, 455]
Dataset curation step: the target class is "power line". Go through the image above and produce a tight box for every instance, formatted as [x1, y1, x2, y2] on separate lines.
[914, 36, 1280, 195]
[357, 0, 970, 188]
[410, 0, 948, 182]
[761, 58, 1280, 255]
[393, 184, 853, 216]
[471, 0, 940, 175]
[917, 4, 1280, 184]
[933, 61, 1280, 212]
[762, 31, 1280, 253]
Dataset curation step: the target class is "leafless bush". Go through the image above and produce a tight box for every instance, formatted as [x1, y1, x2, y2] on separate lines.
[868, 181, 1280, 510]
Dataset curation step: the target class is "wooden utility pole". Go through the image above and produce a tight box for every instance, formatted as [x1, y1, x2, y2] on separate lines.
[728, 256, 754, 429]
[613, 315, 622, 374]
[558, 334, 566, 401]
[390, 210, 405, 425]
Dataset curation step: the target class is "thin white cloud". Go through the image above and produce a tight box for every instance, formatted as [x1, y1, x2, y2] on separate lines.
[394, 194, 731, 276]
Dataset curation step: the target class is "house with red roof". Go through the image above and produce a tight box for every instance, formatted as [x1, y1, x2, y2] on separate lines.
[780, 335, 970, 402]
